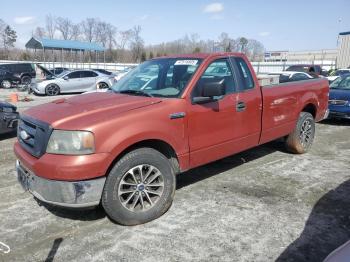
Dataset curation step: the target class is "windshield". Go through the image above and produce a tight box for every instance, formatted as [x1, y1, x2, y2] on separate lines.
[330, 75, 350, 89]
[111, 58, 202, 98]
[57, 71, 69, 78]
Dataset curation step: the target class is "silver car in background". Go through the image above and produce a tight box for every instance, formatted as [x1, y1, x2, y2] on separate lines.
[32, 69, 115, 96]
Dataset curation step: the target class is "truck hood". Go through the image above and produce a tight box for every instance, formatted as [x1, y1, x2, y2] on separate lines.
[23, 92, 161, 128]
[329, 89, 350, 101]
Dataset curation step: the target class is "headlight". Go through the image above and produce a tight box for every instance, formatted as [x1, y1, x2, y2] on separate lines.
[46, 130, 95, 155]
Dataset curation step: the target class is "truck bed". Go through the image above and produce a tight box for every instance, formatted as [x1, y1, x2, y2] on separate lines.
[259, 78, 329, 144]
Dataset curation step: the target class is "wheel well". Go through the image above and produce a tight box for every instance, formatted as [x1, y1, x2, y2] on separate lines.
[106, 139, 180, 176]
[302, 103, 316, 118]
[97, 82, 109, 88]
[21, 74, 31, 80]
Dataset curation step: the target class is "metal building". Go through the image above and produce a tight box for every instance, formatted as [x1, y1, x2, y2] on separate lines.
[25, 37, 105, 68]
[337, 31, 350, 68]
[264, 49, 337, 62]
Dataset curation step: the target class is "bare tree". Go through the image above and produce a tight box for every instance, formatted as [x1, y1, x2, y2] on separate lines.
[45, 15, 55, 39]
[238, 37, 249, 53]
[71, 24, 81, 40]
[116, 29, 133, 62]
[246, 39, 265, 61]
[33, 27, 46, 38]
[130, 25, 144, 62]
[81, 18, 98, 42]
[117, 30, 133, 50]
[55, 17, 73, 40]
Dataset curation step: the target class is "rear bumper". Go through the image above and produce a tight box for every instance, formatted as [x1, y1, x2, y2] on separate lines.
[16, 160, 106, 208]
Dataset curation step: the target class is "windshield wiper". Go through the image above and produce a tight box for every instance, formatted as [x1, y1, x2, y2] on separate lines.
[118, 90, 153, 97]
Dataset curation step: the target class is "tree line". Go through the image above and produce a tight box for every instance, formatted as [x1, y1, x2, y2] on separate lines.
[0, 19, 17, 59]
[0, 15, 265, 63]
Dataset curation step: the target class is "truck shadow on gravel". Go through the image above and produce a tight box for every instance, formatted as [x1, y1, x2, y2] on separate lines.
[276, 179, 350, 262]
[0, 131, 17, 141]
[319, 118, 350, 126]
[40, 141, 284, 222]
[37, 200, 106, 221]
[176, 141, 283, 190]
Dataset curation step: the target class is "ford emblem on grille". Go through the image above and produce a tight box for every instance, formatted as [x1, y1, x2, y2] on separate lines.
[20, 130, 30, 140]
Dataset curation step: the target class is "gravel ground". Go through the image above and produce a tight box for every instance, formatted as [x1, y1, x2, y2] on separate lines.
[0, 89, 349, 262]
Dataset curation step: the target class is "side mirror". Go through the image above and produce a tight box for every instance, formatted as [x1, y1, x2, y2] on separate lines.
[63, 76, 69, 80]
[192, 79, 225, 104]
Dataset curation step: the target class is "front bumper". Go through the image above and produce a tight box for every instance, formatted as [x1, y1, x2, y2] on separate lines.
[328, 111, 350, 119]
[31, 83, 46, 94]
[0, 112, 19, 134]
[16, 160, 106, 208]
[323, 109, 330, 120]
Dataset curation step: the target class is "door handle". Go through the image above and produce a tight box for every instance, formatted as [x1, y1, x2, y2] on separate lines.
[236, 101, 246, 112]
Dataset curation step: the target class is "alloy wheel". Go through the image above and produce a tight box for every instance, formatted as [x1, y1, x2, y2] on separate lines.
[46, 84, 59, 96]
[118, 164, 164, 212]
[299, 119, 313, 147]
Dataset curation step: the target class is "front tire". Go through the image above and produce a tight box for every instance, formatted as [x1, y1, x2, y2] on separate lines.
[285, 112, 315, 154]
[102, 148, 176, 225]
[45, 84, 60, 96]
[1, 80, 12, 89]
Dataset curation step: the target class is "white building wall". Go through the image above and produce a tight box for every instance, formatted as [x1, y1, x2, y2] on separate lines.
[337, 34, 350, 68]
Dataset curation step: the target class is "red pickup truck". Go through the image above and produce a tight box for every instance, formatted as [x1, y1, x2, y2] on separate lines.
[14, 53, 329, 225]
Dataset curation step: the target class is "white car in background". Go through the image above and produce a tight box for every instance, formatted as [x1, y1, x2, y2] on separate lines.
[114, 67, 135, 82]
[32, 69, 115, 96]
[268, 71, 314, 83]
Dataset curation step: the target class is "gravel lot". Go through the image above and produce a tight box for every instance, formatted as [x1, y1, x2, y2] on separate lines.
[0, 89, 349, 262]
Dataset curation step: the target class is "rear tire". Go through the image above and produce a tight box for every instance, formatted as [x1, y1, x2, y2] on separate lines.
[102, 148, 176, 225]
[285, 112, 315, 154]
[97, 82, 109, 89]
[21, 76, 31, 85]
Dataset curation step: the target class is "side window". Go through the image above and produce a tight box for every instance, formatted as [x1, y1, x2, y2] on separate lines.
[82, 71, 98, 77]
[67, 71, 81, 79]
[235, 57, 254, 90]
[0, 70, 5, 76]
[16, 64, 28, 72]
[193, 59, 235, 97]
[293, 73, 308, 81]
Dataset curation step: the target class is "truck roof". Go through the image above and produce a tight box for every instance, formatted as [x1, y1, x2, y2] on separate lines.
[154, 52, 244, 60]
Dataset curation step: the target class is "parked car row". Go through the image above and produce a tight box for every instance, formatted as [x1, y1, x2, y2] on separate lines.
[328, 73, 350, 119]
[268, 71, 314, 83]
[0, 63, 35, 85]
[327, 68, 350, 83]
[285, 64, 328, 77]
[32, 69, 115, 96]
[0, 63, 133, 94]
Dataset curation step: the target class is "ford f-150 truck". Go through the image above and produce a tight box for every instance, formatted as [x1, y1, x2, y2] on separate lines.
[14, 53, 329, 225]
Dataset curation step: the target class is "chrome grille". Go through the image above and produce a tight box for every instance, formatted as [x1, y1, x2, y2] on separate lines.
[328, 100, 348, 106]
[18, 116, 52, 158]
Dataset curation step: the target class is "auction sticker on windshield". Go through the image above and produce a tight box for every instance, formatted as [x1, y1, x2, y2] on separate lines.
[174, 60, 198, 66]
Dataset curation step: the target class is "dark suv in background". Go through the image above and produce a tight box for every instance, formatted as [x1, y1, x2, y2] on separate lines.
[0, 63, 35, 85]
[0, 69, 21, 88]
[286, 64, 328, 77]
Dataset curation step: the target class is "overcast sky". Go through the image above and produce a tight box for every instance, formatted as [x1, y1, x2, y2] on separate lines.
[2, 0, 350, 51]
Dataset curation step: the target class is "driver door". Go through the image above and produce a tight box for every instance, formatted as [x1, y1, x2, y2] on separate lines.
[61, 71, 82, 92]
[187, 58, 238, 167]
[187, 57, 262, 168]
